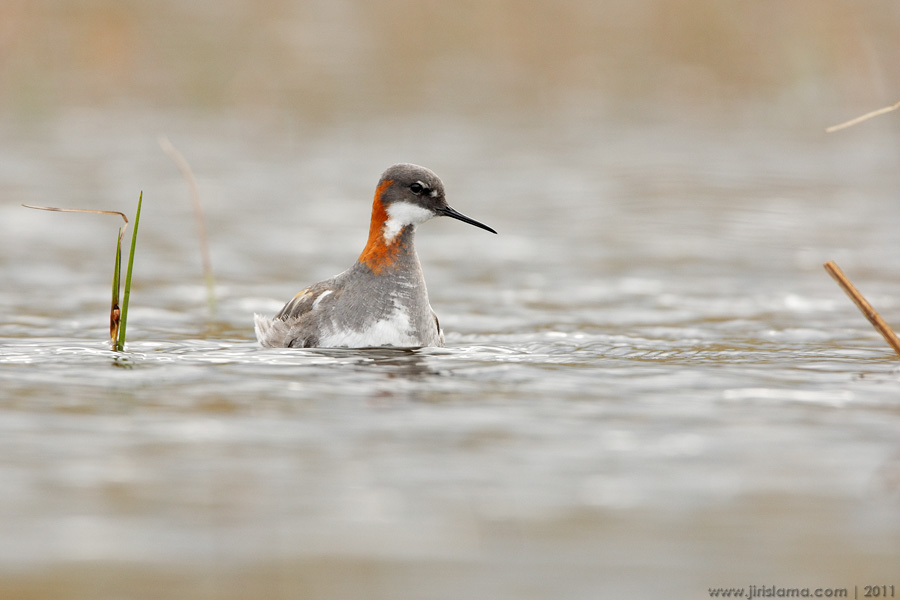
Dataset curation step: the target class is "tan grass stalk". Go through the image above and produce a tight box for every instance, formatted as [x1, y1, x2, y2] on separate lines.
[826, 100, 900, 133]
[158, 135, 217, 314]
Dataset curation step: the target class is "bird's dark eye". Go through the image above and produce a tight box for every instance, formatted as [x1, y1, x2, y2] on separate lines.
[409, 182, 425, 195]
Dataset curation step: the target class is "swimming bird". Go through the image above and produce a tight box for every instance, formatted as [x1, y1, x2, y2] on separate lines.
[254, 163, 496, 348]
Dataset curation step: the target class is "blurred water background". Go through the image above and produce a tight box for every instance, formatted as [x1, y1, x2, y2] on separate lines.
[1, 1, 900, 598]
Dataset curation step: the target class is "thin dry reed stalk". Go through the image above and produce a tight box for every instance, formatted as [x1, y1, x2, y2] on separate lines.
[824, 260, 900, 357]
[826, 100, 900, 133]
[159, 135, 217, 314]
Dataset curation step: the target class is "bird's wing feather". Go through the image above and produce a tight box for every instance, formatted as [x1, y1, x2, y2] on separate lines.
[275, 282, 338, 321]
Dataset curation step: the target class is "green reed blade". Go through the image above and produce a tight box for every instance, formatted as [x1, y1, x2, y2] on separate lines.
[110, 227, 123, 346]
[116, 192, 143, 352]
[22, 204, 131, 349]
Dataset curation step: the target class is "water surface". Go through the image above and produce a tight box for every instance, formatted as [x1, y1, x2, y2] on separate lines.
[1, 110, 899, 599]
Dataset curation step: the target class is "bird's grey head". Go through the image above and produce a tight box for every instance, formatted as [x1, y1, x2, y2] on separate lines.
[378, 163, 446, 208]
[376, 163, 497, 234]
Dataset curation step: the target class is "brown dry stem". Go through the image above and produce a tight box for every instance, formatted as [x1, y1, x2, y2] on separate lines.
[824, 260, 900, 357]
[22, 205, 129, 226]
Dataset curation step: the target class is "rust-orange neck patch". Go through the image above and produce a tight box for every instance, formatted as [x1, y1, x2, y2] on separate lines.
[358, 179, 409, 274]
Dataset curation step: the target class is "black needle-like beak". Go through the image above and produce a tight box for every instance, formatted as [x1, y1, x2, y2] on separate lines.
[439, 205, 497, 234]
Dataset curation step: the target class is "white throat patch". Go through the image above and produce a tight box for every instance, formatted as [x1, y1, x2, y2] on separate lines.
[383, 202, 434, 242]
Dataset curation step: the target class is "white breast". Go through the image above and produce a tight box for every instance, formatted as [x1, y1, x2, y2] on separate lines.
[318, 301, 425, 347]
